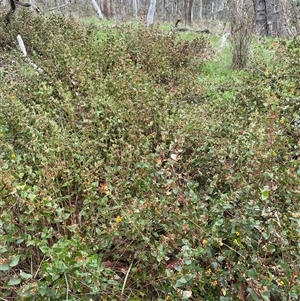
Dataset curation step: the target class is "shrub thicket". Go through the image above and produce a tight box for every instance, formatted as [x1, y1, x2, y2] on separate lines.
[0, 11, 299, 301]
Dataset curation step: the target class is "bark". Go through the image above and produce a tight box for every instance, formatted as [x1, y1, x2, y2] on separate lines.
[133, 0, 138, 18]
[253, 0, 287, 36]
[90, 0, 103, 19]
[198, 0, 203, 19]
[146, 0, 156, 27]
[102, 0, 112, 18]
[186, 0, 194, 25]
[211, 0, 215, 20]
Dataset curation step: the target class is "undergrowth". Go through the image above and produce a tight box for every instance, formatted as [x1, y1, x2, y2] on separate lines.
[0, 11, 299, 301]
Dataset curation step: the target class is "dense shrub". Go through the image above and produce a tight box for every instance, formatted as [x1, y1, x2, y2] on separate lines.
[0, 11, 299, 301]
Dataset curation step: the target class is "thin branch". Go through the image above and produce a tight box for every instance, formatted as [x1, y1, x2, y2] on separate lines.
[121, 261, 133, 299]
[64, 272, 69, 300]
[47, 3, 71, 12]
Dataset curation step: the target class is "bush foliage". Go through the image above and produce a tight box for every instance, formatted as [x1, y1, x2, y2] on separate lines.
[0, 11, 299, 301]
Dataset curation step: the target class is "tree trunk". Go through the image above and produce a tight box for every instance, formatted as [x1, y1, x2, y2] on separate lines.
[133, 0, 138, 18]
[90, 0, 104, 19]
[211, 0, 215, 20]
[102, 0, 112, 18]
[146, 0, 156, 27]
[253, 0, 287, 36]
[253, 0, 268, 35]
[186, 0, 194, 25]
[198, 0, 203, 19]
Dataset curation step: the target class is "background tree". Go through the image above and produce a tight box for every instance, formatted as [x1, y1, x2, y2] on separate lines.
[186, 0, 195, 24]
[2, 0, 299, 36]
[147, 0, 156, 26]
[252, 0, 289, 36]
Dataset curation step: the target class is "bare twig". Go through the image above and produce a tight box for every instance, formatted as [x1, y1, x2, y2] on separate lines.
[121, 261, 133, 299]
[64, 272, 69, 300]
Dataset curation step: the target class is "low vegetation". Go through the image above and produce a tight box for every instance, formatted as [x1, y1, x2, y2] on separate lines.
[0, 11, 299, 301]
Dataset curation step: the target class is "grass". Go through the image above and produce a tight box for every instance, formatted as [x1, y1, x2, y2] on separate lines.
[0, 11, 300, 301]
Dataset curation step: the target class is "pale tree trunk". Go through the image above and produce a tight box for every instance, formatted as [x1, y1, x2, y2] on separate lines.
[147, 0, 156, 27]
[161, 0, 166, 20]
[110, 0, 115, 18]
[133, 0, 138, 18]
[211, 0, 216, 20]
[120, 0, 126, 18]
[90, 0, 104, 19]
[198, 0, 203, 19]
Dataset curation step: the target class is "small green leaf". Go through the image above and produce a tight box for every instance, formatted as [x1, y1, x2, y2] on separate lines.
[247, 288, 260, 301]
[10, 255, 20, 267]
[28, 193, 36, 201]
[267, 245, 276, 253]
[39, 246, 49, 254]
[38, 285, 47, 296]
[215, 218, 224, 226]
[261, 187, 270, 200]
[220, 297, 230, 301]
[20, 271, 32, 280]
[288, 289, 298, 298]
[0, 263, 10, 271]
[7, 277, 21, 286]
[247, 268, 258, 280]
[212, 218, 224, 232]
[262, 291, 270, 301]
[175, 276, 187, 288]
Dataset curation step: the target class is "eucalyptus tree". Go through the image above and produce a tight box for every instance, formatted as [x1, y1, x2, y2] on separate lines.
[252, 0, 293, 36]
[147, 0, 156, 26]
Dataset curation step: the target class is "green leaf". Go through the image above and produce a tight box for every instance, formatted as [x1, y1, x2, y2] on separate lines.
[288, 289, 298, 299]
[38, 285, 47, 296]
[267, 244, 276, 253]
[262, 291, 270, 301]
[247, 288, 260, 301]
[20, 271, 32, 280]
[215, 218, 224, 226]
[7, 277, 21, 286]
[220, 297, 230, 301]
[28, 193, 37, 201]
[175, 277, 187, 288]
[212, 218, 224, 232]
[261, 187, 270, 200]
[39, 245, 49, 254]
[247, 268, 258, 280]
[0, 263, 10, 271]
[10, 255, 20, 267]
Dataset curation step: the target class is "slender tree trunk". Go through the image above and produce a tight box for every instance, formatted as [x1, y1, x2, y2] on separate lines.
[120, 0, 126, 18]
[102, 0, 112, 18]
[198, 0, 203, 19]
[147, 0, 156, 27]
[91, 0, 104, 19]
[187, 0, 194, 25]
[211, 0, 215, 20]
[110, 0, 114, 18]
[133, 0, 138, 18]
